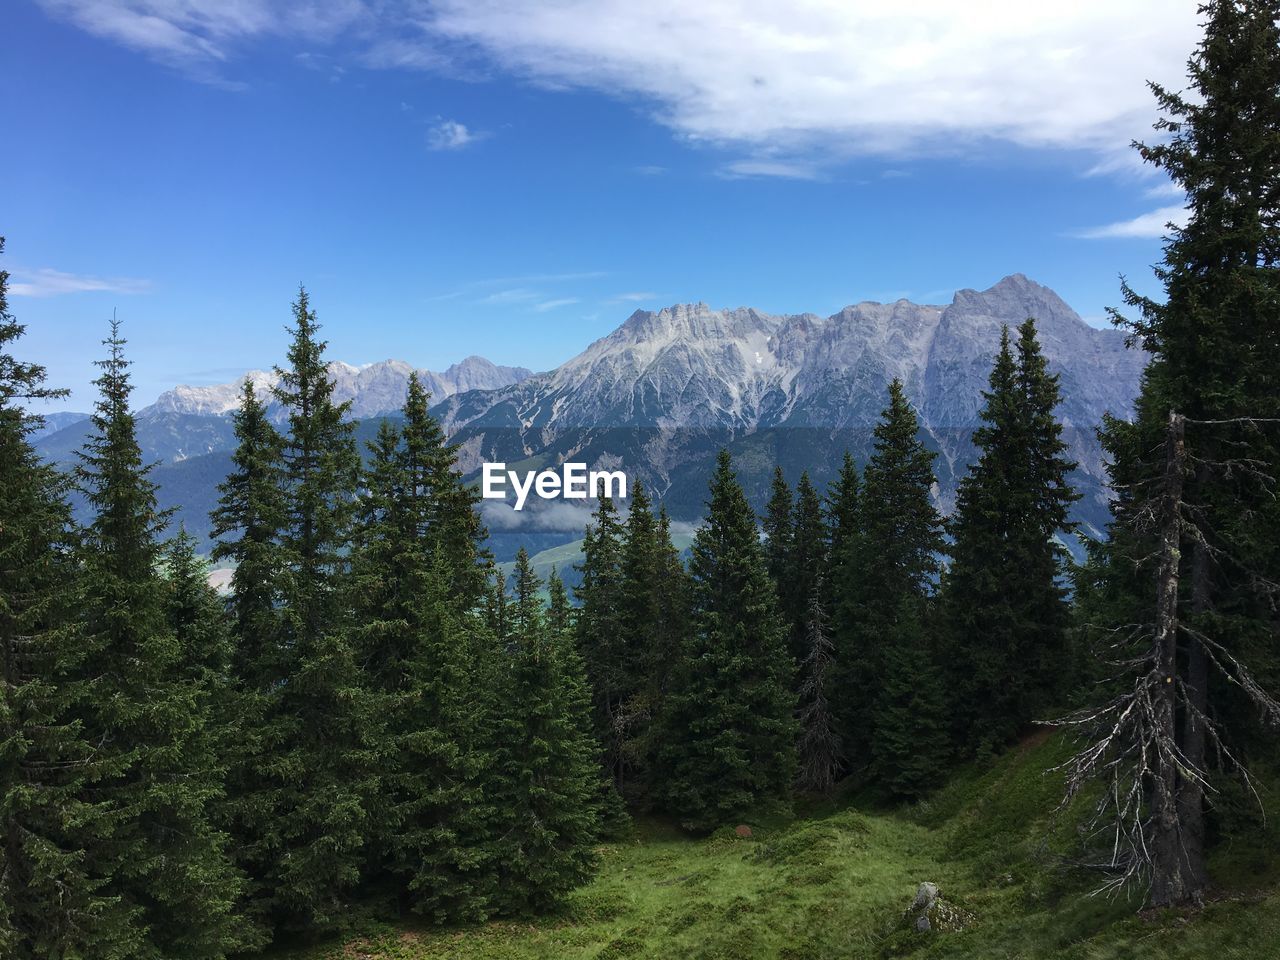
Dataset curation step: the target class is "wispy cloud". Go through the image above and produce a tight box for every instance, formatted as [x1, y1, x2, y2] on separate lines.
[632, 165, 667, 176]
[8, 267, 151, 298]
[37, 0, 366, 86]
[427, 118, 484, 150]
[609, 291, 659, 303]
[1075, 204, 1188, 240]
[421, 0, 1200, 165]
[44, 2, 1201, 171]
[718, 159, 822, 181]
[534, 297, 580, 312]
[480, 287, 541, 305]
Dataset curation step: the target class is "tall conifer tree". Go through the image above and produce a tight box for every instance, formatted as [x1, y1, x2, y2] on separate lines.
[575, 495, 627, 784]
[348, 386, 494, 923]
[1061, 1, 1280, 907]
[843, 381, 949, 795]
[0, 241, 137, 958]
[660, 451, 797, 830]
[490, 549, 601, 913]
[255, 287, 369, 932]
[76, 321, 246, 958]
[942, 322, 1077, 751]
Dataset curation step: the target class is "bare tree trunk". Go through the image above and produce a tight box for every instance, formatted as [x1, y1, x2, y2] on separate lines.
[1150, 411, 1201, 907]
[1178, 529, 1211, 897]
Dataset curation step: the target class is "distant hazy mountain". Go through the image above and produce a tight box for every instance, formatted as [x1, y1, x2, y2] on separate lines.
[35, 276, 1145, 551]
[34, 356, 533, 468]
[27, 410, 90, 442]
[146, 355, 534, 420]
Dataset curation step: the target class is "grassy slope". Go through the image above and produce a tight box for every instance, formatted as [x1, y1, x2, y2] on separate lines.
[280, 735, 1280, 960]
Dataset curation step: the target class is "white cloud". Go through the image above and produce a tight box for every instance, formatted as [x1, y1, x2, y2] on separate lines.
[419, 0, 1202, 160]
[718, 159, 822, 181]
[427, 119, 482, 150]
[42, 1, 1203, 165]
[37, 0, 366, 83]
[8, 267, 151, 298]
[534, 297, 580, 312]
[610, 291, 659, 302]
[480, 287, 540, 304]
[1076, 204, 1189, 240]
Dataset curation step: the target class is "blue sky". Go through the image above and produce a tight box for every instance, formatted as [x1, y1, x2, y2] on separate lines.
[4, 1, 1201, 411]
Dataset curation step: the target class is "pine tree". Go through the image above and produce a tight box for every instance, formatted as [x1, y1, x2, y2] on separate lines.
[255, 287, 369, 931]
[1059, 0, 1280, 907]
[575, 495, 627, 785]
[0, 240, 136, 958]
[761, 465, 793, 587]
[825, 452, 864, 731]
[399, 374, 488, 607]
[615, 480, 663, 803]
[870, 600, 952, 799]
[795, 578, 843, 794]
[787, 472, 826, 666]
[348, 395, 493, 923]
[844, 380, 948, 795]
[209, 380, 287, 935]
[941, 322, 1078, 752]
[76, 321, 246, 958]
[489, 549, 601, 914]
[210, 380, 285, 680]
[660, 450, 797, 831]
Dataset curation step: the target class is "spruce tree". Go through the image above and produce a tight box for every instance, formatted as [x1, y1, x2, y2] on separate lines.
[348, 395, 493, 923]
[761, 465, 793, 587]
[845, 380, 949, 795]
[257, 287, 369, 931]
[942, 322, 1077, 752]
[1061, 0, 1280, 907]
[660, 450, 797, 831]
[615, 480, 663, 803]
[209, 380, 287, 934]
[787, 472, 827, 666]
[0, 240, 136, 958]
[490, 549, 601, 913]
[210, 380, 285, 680]
[76, 321, 246, 958]
[795, 578, 843, 794]
[575, 495, 627, 785]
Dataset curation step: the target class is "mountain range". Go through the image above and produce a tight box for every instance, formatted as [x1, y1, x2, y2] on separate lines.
[35, 274, 1145, 558]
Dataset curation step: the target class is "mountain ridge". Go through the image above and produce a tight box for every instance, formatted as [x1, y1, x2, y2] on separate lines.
[35, 274, 1145, 550]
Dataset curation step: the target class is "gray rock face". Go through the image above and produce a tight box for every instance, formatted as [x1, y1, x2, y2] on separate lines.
[145, 356, 533, 421]
[45, 274, 1143, 545]
[910, 882, 940, 912]
[434, 274, 1145, 534]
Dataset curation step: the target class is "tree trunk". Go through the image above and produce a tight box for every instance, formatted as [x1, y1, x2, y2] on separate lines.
[1178, 518, 1211, 899]
[1149, 410, 1199, 907]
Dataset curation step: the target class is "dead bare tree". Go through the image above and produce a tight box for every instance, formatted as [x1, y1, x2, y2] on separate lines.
[1050, 411, 1280, 906]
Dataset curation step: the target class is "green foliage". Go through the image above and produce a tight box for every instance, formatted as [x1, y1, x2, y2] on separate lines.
[660, 450, 797, 831]
[234, 288, 370, 934]
[488, 549, 603, 914]
[75, 321, 247, 958]
[280, 734, 1280, 960]
[941, 322, 1079, 752]
[348, 389, 496, 924]
[834, 380, 948, 795]
[0, 239, 136, 957]
[574, 496, 628, 785]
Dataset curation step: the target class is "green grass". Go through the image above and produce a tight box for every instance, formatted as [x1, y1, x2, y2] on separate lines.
[276, 735, 1280, 960]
